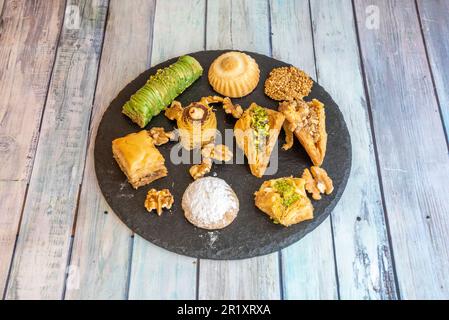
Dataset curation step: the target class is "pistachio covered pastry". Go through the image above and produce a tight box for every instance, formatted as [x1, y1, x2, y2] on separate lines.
[122, 55, 203, 128]
[234, 103, 285, 178]
[254, 177, 313, 227]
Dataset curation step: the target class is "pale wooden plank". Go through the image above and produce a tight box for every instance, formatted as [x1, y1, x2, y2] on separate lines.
[270, 0, 338, 300]
[0, 0, 64, 181]
[310, 0, 397, 299]
[127, 0, 204, 300]
[0, 181, 27, 295]
[0, 2, 62, 292]
[417, 0, 449, 141]
[5, 0, 108, 300]
[198, 0, 280, 300]
[65, 0, 156, 300]
[354, 0, 449, 299]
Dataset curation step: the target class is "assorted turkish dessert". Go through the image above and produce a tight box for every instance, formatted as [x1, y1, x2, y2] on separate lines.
[111, 51, 334, 231]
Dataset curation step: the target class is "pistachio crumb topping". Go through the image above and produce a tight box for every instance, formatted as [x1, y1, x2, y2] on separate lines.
[274, 178, 300, 208]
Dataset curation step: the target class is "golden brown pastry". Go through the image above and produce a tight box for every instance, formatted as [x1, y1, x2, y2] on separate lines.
[112, 130, 167, 189]
[264, 66, 313, 101]
[144, 189, 174, 216]
[254, 177, 314, 227]
[279, 99, 327, 166]
[208, 51, 260, 98]
[302, 166, 334, 200]
[165, 100, 217, 150]
[234, 103, 285, 178]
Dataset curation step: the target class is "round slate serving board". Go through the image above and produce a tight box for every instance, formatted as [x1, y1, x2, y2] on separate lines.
[94, 50, 351, 260]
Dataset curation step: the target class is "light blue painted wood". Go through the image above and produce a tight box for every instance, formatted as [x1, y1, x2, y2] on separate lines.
[198, 0, 280, 300]
[354, 0, 449, 299]
[127, 0, 205, 300]
[0, 0, 64, 181]
[270, 0, 338, 300]
[310, 0, 397, 299]
[66, 0, 156, 300]
[417, 0, 449, 142]
[5, 0, 108, 300]
[0, 0, 64, 295]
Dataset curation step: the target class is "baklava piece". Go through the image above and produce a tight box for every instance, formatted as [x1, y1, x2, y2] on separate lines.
[112, 130, 168, 189]
[254, 177, 314, 227]
[279, 98, 327, 166]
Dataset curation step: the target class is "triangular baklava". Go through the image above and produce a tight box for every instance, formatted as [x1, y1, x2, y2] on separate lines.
[278, 99, 327, 166]
[234, 103, 285, 177]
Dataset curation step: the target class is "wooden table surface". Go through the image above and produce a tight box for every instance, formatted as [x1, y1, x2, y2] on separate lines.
[1, 0, 448, 300]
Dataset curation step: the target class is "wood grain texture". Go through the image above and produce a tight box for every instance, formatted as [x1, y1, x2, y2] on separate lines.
[0, 181, 27, 295]
[270, 0, 338, 300]
[5, 0, 108, 300]
[310, 0, 397, 299]
[127, 0, 204, 300]
[198, 0, 280, 300]
[65, 0, 155, 300]
[0, 0, 64, 181]
[354, 0, 449, 299]
[417, 0, 449, 141]
[0, 1, 63, 294]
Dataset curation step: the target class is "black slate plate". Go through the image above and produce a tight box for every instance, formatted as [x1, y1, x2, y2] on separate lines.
[94, 50, 352, 260]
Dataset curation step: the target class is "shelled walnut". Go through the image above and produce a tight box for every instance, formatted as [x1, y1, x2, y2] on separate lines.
[302, 166, 333, 200]
[148, 127, 175, 146]
[201, 143, 233, 162]
[222, 97, 243, 119]
[189, 158, 212, 180]
[144, 189, 174, 216]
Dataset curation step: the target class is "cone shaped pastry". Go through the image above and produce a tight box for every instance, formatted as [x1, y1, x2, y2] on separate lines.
[234, 103, 285, 178]
[165, 101, 217, 150]
[278, 99, 327, 166]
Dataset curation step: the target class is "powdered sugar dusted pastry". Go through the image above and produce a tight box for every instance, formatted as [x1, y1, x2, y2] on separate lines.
[182, 177, 239, 230]
[208, 51, 260, 98]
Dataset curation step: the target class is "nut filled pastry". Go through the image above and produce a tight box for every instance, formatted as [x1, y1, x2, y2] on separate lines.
[112, 130, 168, 189]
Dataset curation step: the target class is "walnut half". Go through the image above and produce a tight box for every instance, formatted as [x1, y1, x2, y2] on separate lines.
[201, 143, 233, 162]
[144, 189, 174, 216]
[189, 158, 212, 180]
[222, 97, 243, 119]
[148, 127, 175, 146]
[302, 166, 333, 200]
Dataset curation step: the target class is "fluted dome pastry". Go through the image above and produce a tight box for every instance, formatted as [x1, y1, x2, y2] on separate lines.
[208, 51, 260, 98]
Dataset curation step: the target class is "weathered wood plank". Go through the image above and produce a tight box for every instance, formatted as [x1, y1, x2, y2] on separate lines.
[65, 0, 156, 300]
[127, 0, 204, 300]
[417, 0, 449, 141]
[0, 0, 64, 181]
[5, 0, 108, 300]
[310, 0, 397, 299]
[198, 0, 280, 300]
[270, 0, 338, 300]
[354, 0, 449, 299]
[0, 1, 63, 294]
[0, 181, 27, 295]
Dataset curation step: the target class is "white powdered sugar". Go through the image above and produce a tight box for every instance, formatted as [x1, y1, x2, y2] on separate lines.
[182, 177, 239, 228]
